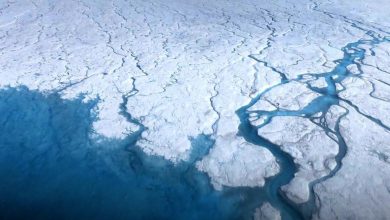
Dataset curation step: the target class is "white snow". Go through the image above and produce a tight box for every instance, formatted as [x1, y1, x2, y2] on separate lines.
[314, 103, 390, 220]
[197, 134, 279, 189]
[254, 203, 281, 220]
[258, 116, 339, 203]
[249, 81, 320, 112]
[1, 0, 390, 219]
[340, 77, 390, 127]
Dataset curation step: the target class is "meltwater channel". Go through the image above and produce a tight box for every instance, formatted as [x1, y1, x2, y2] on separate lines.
[0, 30, 388, 220]
[238, 30, 390, 220]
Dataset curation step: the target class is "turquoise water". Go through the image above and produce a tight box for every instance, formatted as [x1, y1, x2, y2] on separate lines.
[0, 31, 388, 220]
[0, 86, 265, 220]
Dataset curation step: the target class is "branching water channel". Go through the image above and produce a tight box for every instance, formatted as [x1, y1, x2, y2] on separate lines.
[237, 28, 390, 220]
[0, 8, 389, 220]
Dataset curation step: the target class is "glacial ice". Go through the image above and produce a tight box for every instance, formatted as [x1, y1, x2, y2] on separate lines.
[248, 81, 321, 112]
[314, 104, 390, 220]
[197, 134, 279, 189]
[254, 203, 281, 220]
[1, 0, 390, 219]
[258, 116, 338, 203]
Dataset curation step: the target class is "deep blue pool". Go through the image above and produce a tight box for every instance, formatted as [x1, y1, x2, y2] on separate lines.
[0, 86, 264, 220]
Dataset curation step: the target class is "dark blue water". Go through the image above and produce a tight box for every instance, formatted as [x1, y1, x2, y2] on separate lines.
[1, 31, 388, 220]
[0, 86, 267, 220]
[236, 110, 303, 220]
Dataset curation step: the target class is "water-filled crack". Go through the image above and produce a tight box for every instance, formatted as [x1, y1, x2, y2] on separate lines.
[238, 22, 389, 219]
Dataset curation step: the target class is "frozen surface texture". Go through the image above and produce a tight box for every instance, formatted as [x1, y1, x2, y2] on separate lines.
[1, 0, 390, 219]
[258, 116, 338, 204]
[254, 203, 281, 220]
[197, 134, 279, 189]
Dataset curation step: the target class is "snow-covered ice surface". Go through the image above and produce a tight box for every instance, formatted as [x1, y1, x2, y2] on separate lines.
[1, 0, 390, 219]
[254, 203, 281, 220]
